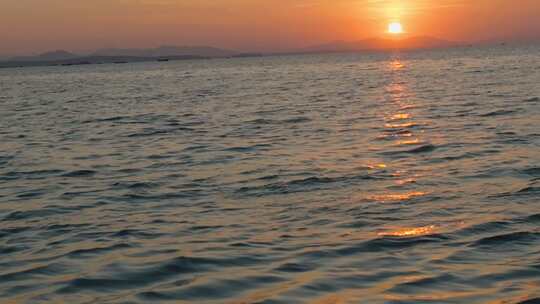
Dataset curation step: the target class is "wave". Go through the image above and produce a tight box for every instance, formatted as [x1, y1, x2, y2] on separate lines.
[57, 255, 264, 294]
[521, 167, 540, 177]
[235, 174, 374, 197]
[126, 128, 177, 138]
[518, 299, 540, 304]
[223, 144, 272, 153]
[61, 170, 96, 177]
[111, 181, 160, 190]
[471, 231, 540, 247]
[380, 144, 437, 155]
[65, 243, 133, 259]
[0, 263, 71, 284]
[478, 109, 517, 117]
[3, 208, 72, 221]
[524, 97, 539, 102]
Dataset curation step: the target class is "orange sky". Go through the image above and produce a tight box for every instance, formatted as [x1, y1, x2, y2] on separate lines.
[2, 0, 540, 55]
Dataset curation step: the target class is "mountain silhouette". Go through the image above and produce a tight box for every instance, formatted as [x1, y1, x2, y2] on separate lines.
[11, 50, 79, 61]
[1, 39, 466, 69]
[303, 36, 462, 53]
[1, 46, 241, 68]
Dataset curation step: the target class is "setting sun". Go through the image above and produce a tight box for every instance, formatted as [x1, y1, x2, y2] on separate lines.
[388, 22, 404, 34]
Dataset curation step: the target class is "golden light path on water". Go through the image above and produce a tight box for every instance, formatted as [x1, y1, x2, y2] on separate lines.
[373, 56, 438, 238]
[378, 225, 437, 237]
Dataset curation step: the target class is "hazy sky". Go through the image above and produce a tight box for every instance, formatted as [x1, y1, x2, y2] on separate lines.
[2, 0, 540, 55]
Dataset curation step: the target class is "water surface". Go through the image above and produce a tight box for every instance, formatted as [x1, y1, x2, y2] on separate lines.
[1, 46, 540, 303]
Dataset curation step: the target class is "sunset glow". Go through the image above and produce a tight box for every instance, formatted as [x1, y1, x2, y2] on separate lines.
[1, 1, 540, 55]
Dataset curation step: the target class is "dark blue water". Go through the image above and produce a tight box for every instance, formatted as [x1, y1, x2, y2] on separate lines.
[1, 45, 540, 303]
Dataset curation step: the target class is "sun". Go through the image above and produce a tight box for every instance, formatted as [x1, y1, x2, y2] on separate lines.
[388, 22, 404, 34]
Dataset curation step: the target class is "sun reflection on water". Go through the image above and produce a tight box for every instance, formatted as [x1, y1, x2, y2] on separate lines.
[395, 138, 423, 146]
[366, 163, 388, 170]
[369, 191, 427, 202]
[366, 56, 430, 208]
[389, 60, 405, 70]
[384, 122, 421, 129]
[389, 113, 411, 120]
[395, 177, 417, 185]
[378, 225, 437, 237]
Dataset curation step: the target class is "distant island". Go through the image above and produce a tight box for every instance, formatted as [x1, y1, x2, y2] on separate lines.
[0, 37, 468, 68]
[0, 46, 265, 68]
[0, 54, 210, 69]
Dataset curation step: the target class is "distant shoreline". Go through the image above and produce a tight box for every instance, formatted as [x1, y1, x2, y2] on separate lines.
[0, 54, 266, 69]
[1, 42, 533, 69]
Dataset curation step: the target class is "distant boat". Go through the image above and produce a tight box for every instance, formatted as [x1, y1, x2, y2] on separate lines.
[157, 58, 169, 62]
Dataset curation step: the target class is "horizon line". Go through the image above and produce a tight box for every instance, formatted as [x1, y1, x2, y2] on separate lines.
[2, 35, 540, 58]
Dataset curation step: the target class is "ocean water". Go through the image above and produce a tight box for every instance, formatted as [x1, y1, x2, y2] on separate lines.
[1, 45, 540, 304]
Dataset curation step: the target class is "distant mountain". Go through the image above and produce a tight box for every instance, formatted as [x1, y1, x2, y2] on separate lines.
[0, 54, 209, 69]
[11, 50, 79, 62]
[0, 45, 244, 69]
[93, 45, 237, 58]
[6, 46, 238, 62]
[303, 36, 462, 53]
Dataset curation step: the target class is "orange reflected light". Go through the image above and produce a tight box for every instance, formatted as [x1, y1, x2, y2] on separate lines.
[389, 60, 405, 70]
[369, 191, 427, 202]
[389, 113, 411, 120]
[396, 178, 417, 185]
[385, 122, 419, 129]
[396, 138, 422, 146]
[366, 163, 388, 169]
[378, 225, 436, 237]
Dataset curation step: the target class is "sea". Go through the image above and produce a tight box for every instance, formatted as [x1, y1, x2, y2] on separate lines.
[1, 45, 539, 304]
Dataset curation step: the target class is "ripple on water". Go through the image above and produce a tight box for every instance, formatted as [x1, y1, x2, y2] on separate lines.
[478, 109, 518, 117]
[471, 231, 540, 248]
[234, 174, 374, 197]
[61, 170, 97, 177]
